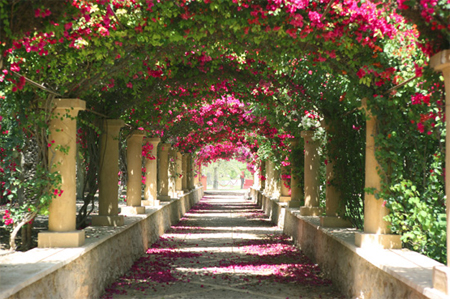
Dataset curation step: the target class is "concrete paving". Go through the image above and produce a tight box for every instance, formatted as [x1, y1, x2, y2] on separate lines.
[101, 191, 344, 299]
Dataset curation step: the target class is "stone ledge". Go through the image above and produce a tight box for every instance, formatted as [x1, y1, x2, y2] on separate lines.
[0, 187, 203, 299]
[92, 215, 124, 227]
[38, 230, 85, 248]
[120, 206, 146, 215]
[320, 216, 352, 228]
[299, 206, 323, 216]
[252, 191, 448, 299]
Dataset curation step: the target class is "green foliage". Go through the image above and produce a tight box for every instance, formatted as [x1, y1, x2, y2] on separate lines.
[1, 92, 61, 236]
[373, 66, 446, 263]
[203, 160, 249, 180]
[0, 0, 448, 264]
[387, 179, 446, 263]
[324, 110, 365, 228]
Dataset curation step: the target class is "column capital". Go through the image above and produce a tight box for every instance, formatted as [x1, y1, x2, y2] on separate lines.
[145, 137, 161, 144]
[129, 130, 146, 138]
[53, 98, 86, 111]
[430, 50, 450, 72]
[104, 119, 125, 128]
[160, 143, 171, 152]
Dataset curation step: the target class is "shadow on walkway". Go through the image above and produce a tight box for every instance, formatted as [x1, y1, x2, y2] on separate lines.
[101, 192, 345, 299]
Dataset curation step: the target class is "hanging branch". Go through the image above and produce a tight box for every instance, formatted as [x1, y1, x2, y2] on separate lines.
[11, 71, 62, 97]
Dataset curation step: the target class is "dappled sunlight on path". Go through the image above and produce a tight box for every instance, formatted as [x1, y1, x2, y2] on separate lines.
[101, 192, 344, 299]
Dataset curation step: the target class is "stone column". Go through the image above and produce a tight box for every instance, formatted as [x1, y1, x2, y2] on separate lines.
[182, 154, 188, 192]
[290, 138, 302, 207]
[158, 143, 171, 201]
[187, 154, 195, 190]
[299, 131, 323, 216]
[142, 137, 160, 206]
[193, 161, 200, 186]
[354, 99, 401, 249]
[38, 98, 86, 248]
[320, 124, 352, 228]
[168, 147, 177, 197]
[121, 130, 146, 214]
[271, 163, 280, 199]
[197, 164, 202, 187]
[264, 160, 272, 196]
[253, 164, 261, 189]
[260, 160, 266, 192]
[430, 50, 450, 294]
[92, 119, 125, 226]
[319, 157, 352, 227]
[175, 150, 183, 195]
[279, 161, 291, 202]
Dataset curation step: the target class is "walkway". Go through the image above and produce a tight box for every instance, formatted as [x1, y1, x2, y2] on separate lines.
[101, 192, 344, 299]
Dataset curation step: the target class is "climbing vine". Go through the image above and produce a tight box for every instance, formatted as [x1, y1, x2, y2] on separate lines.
[0, 0, 449, 264]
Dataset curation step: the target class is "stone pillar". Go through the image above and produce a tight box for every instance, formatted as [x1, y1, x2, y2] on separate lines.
[271, 163, 280, 199]
[267, 160, 274, 197]
[92, 119, 125, 226]
[197, 164, 202, 187]
[187, 154, 195, 190]
[175, 150, 183, 195]
[260, 160, 266, 192]
[38, 98, 86, 248]
[430, 50, 450, 294]
[158, 143, 171, 201]
[290, 138, 302, 207]
[320, 124, 352, 228]
[279, 160, 291, 202]
[182, 154, 188, 192]
[168, 147, 177, 197]
[142, 137, 160, 206]
[193, 161, 200, 186]
[354, 99, 401, 249]
[253, 164, 261, 189]
[299, 131, 323, 216]
[264, 160, 271, 196]
[121, 130, 146, 214]
[319, 157, 352, 227]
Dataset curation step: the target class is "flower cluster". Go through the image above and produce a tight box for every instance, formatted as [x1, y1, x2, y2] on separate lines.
[142, 142, 156, 160]
[2, 210, 13, 226]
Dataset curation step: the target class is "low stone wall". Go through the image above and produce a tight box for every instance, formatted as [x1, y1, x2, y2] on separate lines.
[250, 188, 447, 299]
[0, 187, 203, 299]
[254, 189, 286, 228]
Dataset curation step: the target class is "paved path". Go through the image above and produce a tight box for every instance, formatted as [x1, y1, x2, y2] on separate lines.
[101, 192, 344, 299]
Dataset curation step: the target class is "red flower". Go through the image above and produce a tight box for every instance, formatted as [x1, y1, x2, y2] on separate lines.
[356, 68, 366, 78]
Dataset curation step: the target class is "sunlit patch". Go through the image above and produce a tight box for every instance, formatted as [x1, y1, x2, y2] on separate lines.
[101, 195, 334, 299]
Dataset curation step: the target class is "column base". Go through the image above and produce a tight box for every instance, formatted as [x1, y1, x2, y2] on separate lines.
[299, 206, 323, 216]
[354, 232, 402, 249]
[279, 196, 291, 202]
[262, 192, 272, 198]
[158, 195, 171, 201]
[433, 265, 450, 295]
[320, 216, 352, 228]
[121, 206, 146, 215]
[158, 195, 172, 201]
[92, 215, 124, 226]
[142, 199, 160, 206]
[38, 230, 85, 248]
[288, 201, 301, 208]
